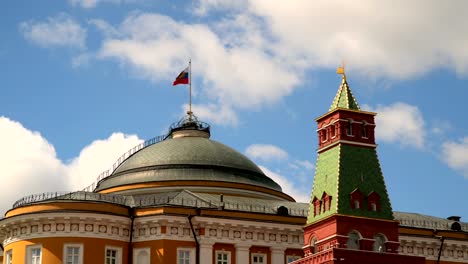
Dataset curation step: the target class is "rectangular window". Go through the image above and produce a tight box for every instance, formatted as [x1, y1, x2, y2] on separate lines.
[6, 249, 13, 264]
[216, 251, 230, 264]
[251, 253, 266, 264]
[63, 244, 83, 264]
[27, 245, 42, 264]
[105, 247, 122, 264]
[177, 248, 193, 264]
[133, 248, 150, 264]
[346, 120, 353, 136]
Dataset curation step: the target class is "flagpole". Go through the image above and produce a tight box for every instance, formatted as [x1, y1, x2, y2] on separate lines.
[188, 59, 192, 120]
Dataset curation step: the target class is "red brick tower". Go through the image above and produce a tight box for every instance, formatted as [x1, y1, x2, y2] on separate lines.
[295, 69, 425, 264]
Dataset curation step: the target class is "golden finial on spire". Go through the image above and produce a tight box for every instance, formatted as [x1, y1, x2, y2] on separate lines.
[336, 61, 346, 79]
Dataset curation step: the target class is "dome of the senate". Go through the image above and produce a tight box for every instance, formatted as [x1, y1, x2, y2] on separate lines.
[94, 119, 285, 197]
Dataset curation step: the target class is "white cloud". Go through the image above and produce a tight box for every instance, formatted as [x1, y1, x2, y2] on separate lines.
[92, 2, 468, 126]
[259, 166, 309, 202]
[245, 144, 288, 162]
[187, 104, 239, 126]
[366, 102, 426, 148]
[70, 0, 120, 9]
[196, 0, 468, 79]
[20, 14, 86, 49]
[89, 19, 121, 38]
[441, 137, 468, 178]
[67, 133, 142, 191]
[291, 160, 314, 171]
[0, 117, 67, 215]
[96, 13, 299, 126]
[0, 116, 142, 216]
[194, 0, 248, 16]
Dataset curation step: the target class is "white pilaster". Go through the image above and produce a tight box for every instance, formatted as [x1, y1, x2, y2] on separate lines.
[199, 240, 215, 264]
[235, 244, 250, 264]
[271, 247, 285, 264]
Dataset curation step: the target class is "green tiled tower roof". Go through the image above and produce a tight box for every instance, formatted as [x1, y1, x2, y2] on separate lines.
[307, 145, 393, 223]
[329, 76, 360, 111]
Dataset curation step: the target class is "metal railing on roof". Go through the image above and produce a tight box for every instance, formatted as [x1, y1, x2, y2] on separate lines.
[11, 192, 308, 217]
[12, 191, 129, 208]
[81, 133, 171, 192]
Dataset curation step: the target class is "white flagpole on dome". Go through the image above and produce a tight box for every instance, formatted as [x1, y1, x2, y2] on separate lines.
[187, 59, 192, 119]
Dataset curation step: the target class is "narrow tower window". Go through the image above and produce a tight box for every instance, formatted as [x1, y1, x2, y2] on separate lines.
[330, 124, 336, 138]
[346, 119, 353, 136]
[361, 122, 368, 138]
[321, 129, 328, 142]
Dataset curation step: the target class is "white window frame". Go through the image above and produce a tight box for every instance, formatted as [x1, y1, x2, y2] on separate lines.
[26, 244, 42, 264]
[5, 249, 13, 264]
[105, 246, 122, 264]
[286, 255, 301, 263]
[215, 250, 231, 264]
[251, 253, 267, 264]
[133, 248, 150, 264]
[177, 248, 195, 264]
[63, 243, 83, 264]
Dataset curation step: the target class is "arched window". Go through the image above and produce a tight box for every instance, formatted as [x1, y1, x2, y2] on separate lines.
[346, 119, 353, 136]
[373, 234, 386, 252]
[361, 122, 368, 138]
[347, 231, 360, 250]
[310, 237, 318, 254]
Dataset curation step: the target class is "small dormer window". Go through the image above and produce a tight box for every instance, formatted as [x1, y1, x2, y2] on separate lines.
[367, 191, 381, 212]
[361, 122, 368, 138]
[350, 189, 363, 210]
[313, 197, 321, 216]
[346, 119, 353, 136]
[321, 192, 332, 212]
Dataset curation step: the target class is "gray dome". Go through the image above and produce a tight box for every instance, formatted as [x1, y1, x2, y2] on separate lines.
[94, 136, 283, 193]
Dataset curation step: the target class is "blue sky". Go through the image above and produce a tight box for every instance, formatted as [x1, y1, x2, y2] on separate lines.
[1, 0, 467, 221]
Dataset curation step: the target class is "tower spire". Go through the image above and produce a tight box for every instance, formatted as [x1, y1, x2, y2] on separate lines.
[329, 65, 360, 111]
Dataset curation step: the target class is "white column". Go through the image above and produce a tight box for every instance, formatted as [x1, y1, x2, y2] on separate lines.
[235, 244, 250, 264]
[271, 247, 285, 264]
[199, 240, 215, 264]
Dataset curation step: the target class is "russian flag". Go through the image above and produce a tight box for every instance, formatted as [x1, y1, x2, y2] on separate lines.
[173, 66, 189, 86]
